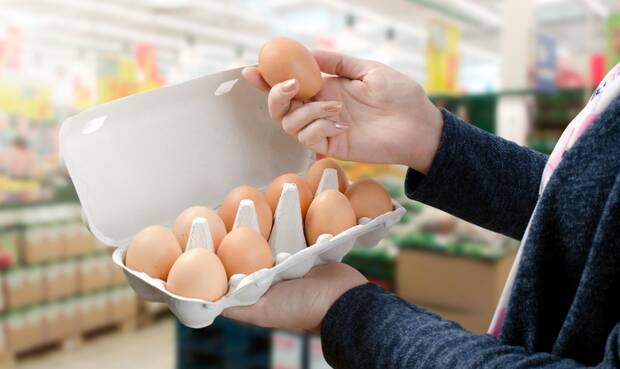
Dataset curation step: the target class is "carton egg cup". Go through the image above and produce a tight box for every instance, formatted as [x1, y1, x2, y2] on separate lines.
[59, 66, 404, 328]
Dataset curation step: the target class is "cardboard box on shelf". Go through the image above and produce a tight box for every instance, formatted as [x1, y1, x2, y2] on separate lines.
[78, 293, 111, 331]
[0, 316, 6, 354]
[271, 330, 304, 369]
[0, 274, 4, 312]
[41, 299, 79, 341]
[396, 248, 515, 334]
[110, 287, 138, 322]
[3, 267, 44, 309]
[5, 307, 44, 352]
[68, 224, 99, 257]
[78, 255, 110, 293]
[43, 260, 78, 301]
[21, 227, 45, 265]
[0, 228, 20, 268]
[41, 302, 64, 342]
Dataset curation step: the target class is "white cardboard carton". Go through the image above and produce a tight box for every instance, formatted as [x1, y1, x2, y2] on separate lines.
[60, 67, 404, 328]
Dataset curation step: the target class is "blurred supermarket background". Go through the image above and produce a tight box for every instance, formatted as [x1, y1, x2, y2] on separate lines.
[0, 0, 618, 368]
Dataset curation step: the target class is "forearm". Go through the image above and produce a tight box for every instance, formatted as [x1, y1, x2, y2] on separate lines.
[321, 284, 611, 369]
[406, 109, 547, 240]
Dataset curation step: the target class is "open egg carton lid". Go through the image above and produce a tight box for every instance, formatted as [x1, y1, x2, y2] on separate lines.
[59, 67, 314, 247]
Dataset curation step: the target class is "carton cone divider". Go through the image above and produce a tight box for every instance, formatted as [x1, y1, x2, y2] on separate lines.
[185, 217, 214, 252]
[232, 199, 261, 234]
[316, 168, 339, 194]
[268, 183, 307, 257]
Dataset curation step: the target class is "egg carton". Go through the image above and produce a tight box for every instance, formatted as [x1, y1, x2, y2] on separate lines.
[113, 168, 405, 328]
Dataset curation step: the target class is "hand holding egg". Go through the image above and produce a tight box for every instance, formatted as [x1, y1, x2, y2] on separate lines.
[245, 38, 444, 175]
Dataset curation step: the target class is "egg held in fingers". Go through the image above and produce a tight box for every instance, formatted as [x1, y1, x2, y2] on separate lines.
[258, 37, 322, 100]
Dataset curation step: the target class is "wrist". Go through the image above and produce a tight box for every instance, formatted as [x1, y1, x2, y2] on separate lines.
[406, 103, 443, 174]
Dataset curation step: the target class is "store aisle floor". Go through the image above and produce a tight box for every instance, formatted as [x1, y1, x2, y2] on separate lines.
[16, 319, 175, 369]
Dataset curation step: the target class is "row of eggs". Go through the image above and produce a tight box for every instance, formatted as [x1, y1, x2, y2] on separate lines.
[124, 158, 393, 303]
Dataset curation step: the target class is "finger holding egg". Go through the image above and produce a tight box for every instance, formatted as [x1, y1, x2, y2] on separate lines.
[267, 80, 305, 122]
[281, 101, 342, 136]
[297, 118, 349, 155]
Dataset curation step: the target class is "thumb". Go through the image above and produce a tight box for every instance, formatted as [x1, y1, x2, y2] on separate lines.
[311, 49, 374, 80]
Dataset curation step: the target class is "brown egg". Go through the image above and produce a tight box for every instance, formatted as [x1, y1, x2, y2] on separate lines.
[218, 186, 273, 239]
[166, 248, 228, 302]
[345, 179, 393, 219]
[265, 173, 313, 217]
[125, 225, 182, 280]
[305, 158, 349, 194]
[258, 37, 322, 100]
[304, 189, 357, 245]
[173, 206, 227, 251]
[216, 227, 273, 278]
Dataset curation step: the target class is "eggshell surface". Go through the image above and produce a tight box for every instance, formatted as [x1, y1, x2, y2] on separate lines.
[173, 206, 227, 251]
[125, 225, 182, 280]
[265, 173, 313, 217]
[345, 179, 393, 219]
[258, 37, 322, 100]
[166, 248, 228, 301]
[218, 186, 273, 239]
[304, 189, 357, 245]
[305, 158, 349, 194]
[217, 227, 273, 278]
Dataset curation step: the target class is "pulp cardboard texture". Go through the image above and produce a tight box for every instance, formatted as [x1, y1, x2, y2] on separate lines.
[396, 249, 515, 334]
[60, 67, 405, 328]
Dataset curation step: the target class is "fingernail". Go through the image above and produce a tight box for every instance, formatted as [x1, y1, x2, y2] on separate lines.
[335, 123, 349, 129]
[322, 102, 342, 113]
[282, 79, 297, 92]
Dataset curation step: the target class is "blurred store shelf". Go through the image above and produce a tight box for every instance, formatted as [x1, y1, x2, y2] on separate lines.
[0, 203, 172, 367]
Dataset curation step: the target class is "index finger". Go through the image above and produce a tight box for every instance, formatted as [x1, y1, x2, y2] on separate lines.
[242, 67, 270, 92]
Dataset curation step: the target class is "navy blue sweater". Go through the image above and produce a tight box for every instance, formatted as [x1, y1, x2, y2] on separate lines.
[321, 98, 620, 368]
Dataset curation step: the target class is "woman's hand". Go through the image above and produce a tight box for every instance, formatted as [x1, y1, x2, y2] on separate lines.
[243, 50, 443, 174]
[222, 263, 367, 331]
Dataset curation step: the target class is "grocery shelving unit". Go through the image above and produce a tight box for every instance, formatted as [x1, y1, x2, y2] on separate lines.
[0, 202, 142, 366]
